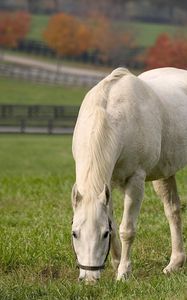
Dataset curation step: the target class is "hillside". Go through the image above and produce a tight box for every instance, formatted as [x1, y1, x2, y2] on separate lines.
[28, 15, 187, 48]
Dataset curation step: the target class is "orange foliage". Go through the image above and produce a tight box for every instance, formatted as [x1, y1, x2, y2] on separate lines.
[145, 33, 187, 69]
[43, 13, 92, 56]
[88, 14, 112, 60]
[88, 13, 135, 62]
[44, 12, 135, 63]
[0, 11, 31, 48]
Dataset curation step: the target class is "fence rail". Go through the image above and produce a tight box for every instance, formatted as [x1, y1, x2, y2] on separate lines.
[0, 63, 104, 87]
[0, 104, 79, 134]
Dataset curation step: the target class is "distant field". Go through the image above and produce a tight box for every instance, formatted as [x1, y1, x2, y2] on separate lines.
[28, 14, 187, 47]
[0, 134, 186, 299]
[115, 21, 187, 47]
[28, 14, 49, 41]
[0, 77, 88, 105]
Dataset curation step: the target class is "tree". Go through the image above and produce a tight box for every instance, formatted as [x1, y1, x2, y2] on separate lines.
[44, 12, 135, 66]
[0, 11, 31, 49]
[88, 13, 135, 64]
[149, 0, 187, 11]
[145, 33, 187, 69]
[27, 0, 41, 13]
[43, 13, 92, 57]
[142, 0, 187, 20]
[88, 14, 112, 62]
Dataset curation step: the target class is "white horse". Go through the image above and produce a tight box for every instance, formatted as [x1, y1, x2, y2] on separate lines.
[71, 67, 187, 283]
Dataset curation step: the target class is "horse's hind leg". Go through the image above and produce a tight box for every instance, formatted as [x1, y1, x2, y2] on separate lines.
[152, 176, 186, 273]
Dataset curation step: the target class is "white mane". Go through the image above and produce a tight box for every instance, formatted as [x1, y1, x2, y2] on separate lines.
[73, 68, 130, 199]
[85, 106, 116, 196]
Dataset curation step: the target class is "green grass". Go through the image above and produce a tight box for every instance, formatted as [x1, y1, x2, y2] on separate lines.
[0, 134, 186, 299]
[28, 14, 187, 47]
[0, 77, 88, 105]
[115, 21, 187, 47]
[28, 15, 49, 41]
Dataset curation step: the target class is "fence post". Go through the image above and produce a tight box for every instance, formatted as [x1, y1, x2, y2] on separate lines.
[20, 119, 26, 133]
[48, 119, 53, 134]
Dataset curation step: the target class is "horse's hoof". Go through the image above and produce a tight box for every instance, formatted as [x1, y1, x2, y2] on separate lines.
[116, 272, 130, 281]
[117, 261, 131, 281]
[163, 264, 183, 274]
[163, 253, 186, 274]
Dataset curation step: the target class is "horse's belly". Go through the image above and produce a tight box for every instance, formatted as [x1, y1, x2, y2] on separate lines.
[112, 134, 187, 184]
[146, 146, 187, 181]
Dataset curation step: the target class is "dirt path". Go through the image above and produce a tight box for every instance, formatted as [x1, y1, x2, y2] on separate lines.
[3, 54, 108, 77]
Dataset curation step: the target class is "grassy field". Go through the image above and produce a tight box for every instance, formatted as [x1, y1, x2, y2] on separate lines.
[0, 134, 186, 300]
[115, 21, 187, 47]
[28, 14, 187, 47]
[0, 77, 88, 106]
[28, 15, 50, 41]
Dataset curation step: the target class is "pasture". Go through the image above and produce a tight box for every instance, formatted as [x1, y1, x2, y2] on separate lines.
[28, 14, 187, 47]
[0, 134, 186, 299]
[0, 77, 88, 106]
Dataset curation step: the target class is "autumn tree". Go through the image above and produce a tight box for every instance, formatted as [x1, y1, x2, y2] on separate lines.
[43, 13, 92, 57]
[147, 0, 187, 17]
[44, 12, 135, 66]
[145, 33, 187, 69]
[88, 14, 112, 62]
[88, 13, 135, 64]
[0, 11, 31, 49]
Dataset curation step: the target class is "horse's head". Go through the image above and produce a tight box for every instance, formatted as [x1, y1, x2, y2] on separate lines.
[71, 183, 112, 283]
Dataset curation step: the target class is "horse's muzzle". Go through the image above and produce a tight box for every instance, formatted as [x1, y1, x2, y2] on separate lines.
[79, 269, 101, 284]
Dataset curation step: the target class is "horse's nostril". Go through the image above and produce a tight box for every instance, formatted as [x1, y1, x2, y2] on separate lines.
[85, 280, 96, 285]
[85, 277, 100, 285]
[78, 277, 84, 282]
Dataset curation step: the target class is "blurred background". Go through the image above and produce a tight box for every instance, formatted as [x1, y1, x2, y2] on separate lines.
[0, 0, 187, 133]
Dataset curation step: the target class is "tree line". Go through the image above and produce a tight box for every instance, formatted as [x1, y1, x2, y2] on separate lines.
[0, 10, 187, 69]
[0, 1, 187, 23]
[43, 12, 135, 65]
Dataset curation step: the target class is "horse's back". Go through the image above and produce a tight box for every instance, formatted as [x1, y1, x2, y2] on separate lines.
[139, 68, 187, 104]
[139, 68, 187, 135]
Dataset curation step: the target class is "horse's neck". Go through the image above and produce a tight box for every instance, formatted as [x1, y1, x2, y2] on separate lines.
[76, 106, 118, 198]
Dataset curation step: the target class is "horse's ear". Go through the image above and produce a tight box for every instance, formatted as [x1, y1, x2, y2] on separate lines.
[71, 183, 82, 209]
[99, 184, 110, 206]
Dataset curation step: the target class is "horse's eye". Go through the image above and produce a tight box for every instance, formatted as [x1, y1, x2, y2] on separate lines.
[103, 231, 109, 239]
[72, 231, 78, 239]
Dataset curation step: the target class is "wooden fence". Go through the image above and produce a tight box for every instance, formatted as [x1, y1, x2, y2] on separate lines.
[0, 63, 103, 87]
[0, 104, 79, 134]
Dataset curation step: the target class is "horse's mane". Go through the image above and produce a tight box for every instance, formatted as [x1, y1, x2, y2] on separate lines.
[85, 106, 115, 196]
[82, 68, 130, 199]
[104, 67, 130, 83]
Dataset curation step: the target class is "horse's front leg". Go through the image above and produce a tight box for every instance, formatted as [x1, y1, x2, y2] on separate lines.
[110, 219, 121, 271]
[117, 170, 145, 281]
[108, 198, 121, 271]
